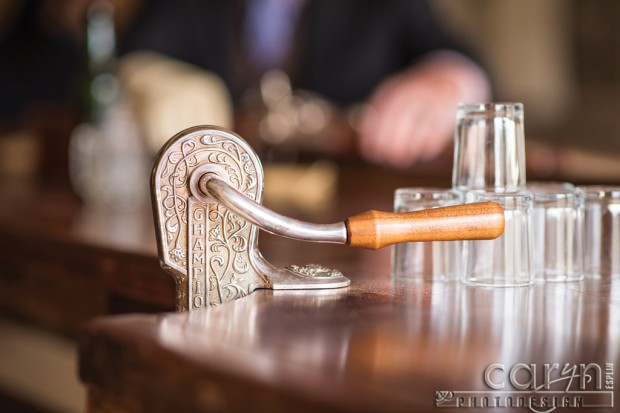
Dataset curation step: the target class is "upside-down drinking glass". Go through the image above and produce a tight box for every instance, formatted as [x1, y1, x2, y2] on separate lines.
[392, 188, 462, 282]
[453, 103, 526, 193]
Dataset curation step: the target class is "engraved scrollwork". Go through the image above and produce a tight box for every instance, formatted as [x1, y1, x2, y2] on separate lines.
[207, 204, 255, 304]
[233, 255, 248, 274]
[286, 264, 344, 279]
[169, 248, 186, 262]
[158, 133, 257, 262]
[221, 283, 246, 303]
[154, 128, 267, 309]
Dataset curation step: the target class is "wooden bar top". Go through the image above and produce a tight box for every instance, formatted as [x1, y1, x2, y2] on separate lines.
[79, 245, 620, 412]
[2, 162, 618, 412]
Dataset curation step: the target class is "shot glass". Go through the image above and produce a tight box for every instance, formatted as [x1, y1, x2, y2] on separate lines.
[462, 192, 533, 287]
[452, 102, 526, 193]
[528, 183, 583, 282]
[391, 188, 462, 282]
[579, 186, 620, 279]
[528, 181, 575, 191]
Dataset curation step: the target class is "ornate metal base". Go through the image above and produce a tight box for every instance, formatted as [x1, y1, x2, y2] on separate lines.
[152, 126, 349, 311]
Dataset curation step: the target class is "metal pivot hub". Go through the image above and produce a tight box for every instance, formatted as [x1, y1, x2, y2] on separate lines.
[152, 126, 350, 311]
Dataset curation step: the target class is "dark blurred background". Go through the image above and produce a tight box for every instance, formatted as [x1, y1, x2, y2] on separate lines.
[438, 0, 620, 152]
[1, 0, 619, 194]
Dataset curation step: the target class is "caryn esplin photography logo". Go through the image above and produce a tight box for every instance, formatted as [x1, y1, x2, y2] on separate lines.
[436, 362, 614, 412]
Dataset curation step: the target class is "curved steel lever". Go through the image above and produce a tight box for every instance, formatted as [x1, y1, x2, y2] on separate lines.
[200, 175, 347, 244]
[201, 175, 505, 250]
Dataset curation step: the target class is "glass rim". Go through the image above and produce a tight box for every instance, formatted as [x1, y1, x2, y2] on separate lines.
[531, 192, 576, 202]
[527, 181, 575, 190]
[465, 190, 533, 206]
[527, 184, 577, 201]
[394, 187, 460, 201]
[577, 185, 620, 201]
[457, 102, 523, 117]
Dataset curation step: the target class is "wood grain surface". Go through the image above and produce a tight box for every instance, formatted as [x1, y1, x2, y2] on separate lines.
[346, 201, 505, 249]
[79, 274, 620, 413]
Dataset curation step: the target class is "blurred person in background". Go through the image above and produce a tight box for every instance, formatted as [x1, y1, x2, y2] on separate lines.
[0, 0, 490, 174]
[118, 0, 491, 168]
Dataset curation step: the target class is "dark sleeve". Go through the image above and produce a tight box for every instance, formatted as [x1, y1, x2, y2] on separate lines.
[297, 0, 482, 104]
[118, 0, 234, 88]
[120, 0, 200, 64]
[399, 0, 479, 64]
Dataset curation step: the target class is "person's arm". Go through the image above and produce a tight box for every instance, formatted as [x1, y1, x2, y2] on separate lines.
[359, 50, 490, 168]
[357, 0, 491, 168]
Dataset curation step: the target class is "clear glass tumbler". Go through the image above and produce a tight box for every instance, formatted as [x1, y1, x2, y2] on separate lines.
[529, 183, 583, 282]
[452, 102, 526, 193]
[391, 188, 462, 282]
[462, 191, 533, 287]
[579, 186, 620, 279]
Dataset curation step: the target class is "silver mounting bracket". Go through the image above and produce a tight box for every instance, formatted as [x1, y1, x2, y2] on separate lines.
[151, 126, 350, 310]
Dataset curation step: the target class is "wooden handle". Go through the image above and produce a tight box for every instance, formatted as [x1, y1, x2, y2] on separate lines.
[345, 201, 505, 250]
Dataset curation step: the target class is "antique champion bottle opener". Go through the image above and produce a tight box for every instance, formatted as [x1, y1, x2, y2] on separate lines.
[152, 126, 504, 311]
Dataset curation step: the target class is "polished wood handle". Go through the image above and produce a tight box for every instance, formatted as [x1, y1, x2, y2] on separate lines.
[345, 201, 505, 250]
